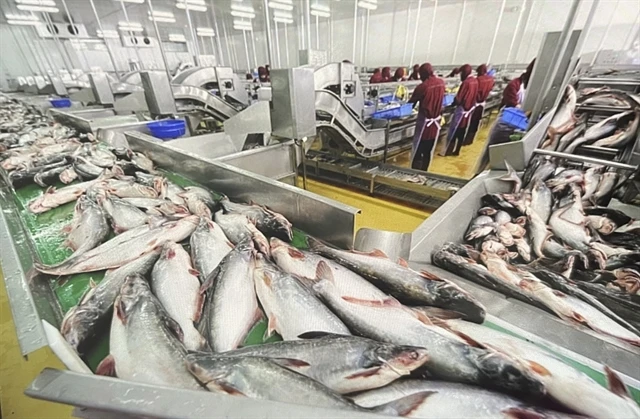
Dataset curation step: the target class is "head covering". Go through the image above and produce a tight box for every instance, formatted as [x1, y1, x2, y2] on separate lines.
[521, 72, 531, 88]
[265, 64, 270, 74]
[258, 66, 268, 82]
[393, 67, 405, 81]
[413, 64, 420, 72]
[447, 67, 460, 78]
[381, 67, 391, 80]
[418, 63, 433, 81]
[459, 64, 472, 81]
[342, 59, 352, 64]
[476, 64, 487, 76]
[373, 68, 381, 74]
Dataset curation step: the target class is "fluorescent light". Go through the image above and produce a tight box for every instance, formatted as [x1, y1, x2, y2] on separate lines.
[148, 16, 176, 23]
[230, 10, 255, 18]
[357, 0, 377, 10]
[273, 17, 293, 24]
[149, 10, 175, 18]
[233, 19, 253, 26]
[273, 10, 292, 18]
[118, 21, 142, 28]
[231, 4, 254, 12]
[4, 13, 39, 21]
[79, 39, 105, 44]
[310, 9, 330, 17]
[7, 19, 41, 25]
[112, 0, 144, 3]
[311, 3, 330, 12]
[118, 23, 144, 32]
[196, 27, 215, 36]
[16, 4, 59, 12]
[168, 33, 186, 42]
[177, 0, 205, 4]
[176, 3, 207, 12]
[233, 26, 251, 31]
[268, 1, 293, 11]
[97, 29, 119, 38]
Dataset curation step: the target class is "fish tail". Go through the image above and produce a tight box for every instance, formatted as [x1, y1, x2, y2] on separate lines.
[373, 391, 435, 417]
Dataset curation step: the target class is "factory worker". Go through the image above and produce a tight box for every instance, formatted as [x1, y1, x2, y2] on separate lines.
[442, 64, 478, 156]
[408, 63, 445, 171]
[393, 67, 406, 82]
[381, 67, 392, 82]
[501, 72, 529, 108]
[369, 68, 383, 84]
[409, 64, 420, 80]
[463, 64, 495, 146]
[257, 66, 269, 83]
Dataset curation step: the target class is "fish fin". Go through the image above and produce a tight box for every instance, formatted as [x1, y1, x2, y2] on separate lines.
[193, 292, 205, 324]
[397, 257, 409, 267]
[570, 311, 587, 324]
[96, 354, 116, 377]
[374, 391, 435, 417]
[252, 307, 264, 326]
[287, 247, 305, 259]
[188, 268, 200, 277]
[265, 315, 277, 338]
[413, 310, 434, 326]
[44, 186, 56, 194]
[605, 366, 631, 398]
[217, 381, 246, 397]
[413, 306, 466, 320]
[162, 314, 184, 343]
[345, 367, 382, 379]
[270, 357, 311, 369]
[61, 223, 73, 234]
[199, 269, 217, 294]
[166, 247, 176, 259]
[115, 296, 127, 324]
[552, 290, 566, 297]
[419, 270, 445, 281]
[342, 296, 401, 307]
[297, 331, 346, 340]
[502, 407, 546, 419]
[89, 278, 97, 289]
[351, 248, 389, 259]
[315, 260, 335, 283]
[527, 361, 552, 377]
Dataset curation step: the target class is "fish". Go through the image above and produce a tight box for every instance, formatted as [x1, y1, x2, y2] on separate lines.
[581, 93, 631, 108]
[199, 239, 261, 352]
[183, 186, 217, 208]
[526, 159, 558, 189]
[151, 242, 207, 351]
[465, 215, 495, 241]
[97, 274, 203, 390]
[444, 319, 640, 419]
[180, 190, 212, 219]
[220, 196, 293, 242]
[546, 169, 584, 192]
[186, 355, 430, 415]
[60, 250, 160, 352]
[592, 111, 639, 148]
[308, 237, 486, 324]
[210, 333, 429, 394]
[63, 196, 110, 258]
[582, 167, 603, 204]
[36, 216, 198, 275]
[592, 172, 618, 205]
[27, 176, 109, 214]
[73, 156, 103, 180]
[530, 180, 553, 223]
[514, 238, 533, 262]
[307, 259, 545, 396]
[564, 110, 634, 153]
[131, 152, 154, 173]
[616, 221, 640, 235]
[157, 178, 186, 206]
[547, 85, 577, 142]
[120, 197, 189, 216]
[548, 192, 591, 253]
[575, 282, 640, 330]
[555, 121, 586, 152]
[98, 194, 149, 234]
[253, 253, 351, 340]
[189, 218, 234, 281]
[494, 210, 512, 226]
[351, 379, 577, 419]
[499, 160, 521, 193]
[34, 165, 70, 187]
[106, 179, 158, 199]
[587, 215, 617, 235]
[214, 210, 270, 256]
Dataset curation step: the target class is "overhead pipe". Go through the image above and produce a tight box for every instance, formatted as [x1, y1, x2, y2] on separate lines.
[352, 0, 358, 63]
[486, 0, 506, 64]
[32, 26, 57, 75]
[284, 22, 290, 66]
[242, 29, 251, 71]
[504, 0, 527, 70]
[249, 28, 258, 69]
[622, 11, 639, 50]
[329, 15, 333, 62]
[274, 21, 281, 68]
[359, 10, 365, 64]
[363, 9, 370, 65]
[209, 1, 225, 66]
[451, 0, 466, 64]
[590, 0, 619, 66]
[60, 0, 91, 72]
[89, 0, 121, 77]
[305, 0, 311, 50]
[574, 0, 599, 57]
[523, 0, 545, 60]
[263, 0, 275, 66]
[426, 0, 438, 59]
[409, 0, 423, 67]
[8, 27, 38, 75]
[315, 15, 319, 50]
[184, 7, 201, 66]
[401, 0, 412, 64]
[220, 14, 234, 68]
[118, 0, 144, 69]
[42, 12, 74, 74]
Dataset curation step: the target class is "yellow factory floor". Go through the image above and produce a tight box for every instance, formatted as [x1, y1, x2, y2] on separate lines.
[0, 116, 493, 418]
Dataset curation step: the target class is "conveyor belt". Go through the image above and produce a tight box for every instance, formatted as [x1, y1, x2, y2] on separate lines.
[302, 150, 467, 210]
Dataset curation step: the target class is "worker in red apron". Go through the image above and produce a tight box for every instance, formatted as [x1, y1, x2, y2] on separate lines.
[369, 68, 383, 84]
[442, 64, 478, 156]
[408, 63, 445, 171]
[381, 67, 392, 83]
[463, 64, 495, 146]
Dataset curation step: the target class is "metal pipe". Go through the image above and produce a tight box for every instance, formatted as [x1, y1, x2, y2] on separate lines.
[305, 0, 311, 50]
[184, 7, 201, 66]
[315, 15, 319, 50]
[590, 0, 619, 67]
[8, 27, 37, 75]
[427, 0, 437, 59]
[263, 0, 274, 66]
[42, 12, 73, 74]
[284, 22, 290, 67]
[402, 0, 412, 64]
[451, 0, 466, 64]
[274, 21, 281, 68]
[242, 30, 250, 71]
[118, 0, 144, 70]
[364, 9, 370, 65]
[409, 0, 423, 66]
[32, 27, 57, 75]
[300, 4, 306, 52]
[359, 10, 365, 65]
[486, 0, 506, 63]
[533, 149, 637, 170]
[60, 0, 90, 72]
[89, 0, 121, 77]
[504, 0, 526, 70]
[574, 0, 599, 57]
[210, 1, 225, 66]
[352, 0, 358, 63]
[209, 36, 216, 59]
[524, 0, 545, 60]
[18, 26, 46, 74]
[146, 0, 172, 80]
[220, 14, 233, 68]
[250, 28, 258, 69]
[528, 0, 582, 127]
[329, 15, 334, 62]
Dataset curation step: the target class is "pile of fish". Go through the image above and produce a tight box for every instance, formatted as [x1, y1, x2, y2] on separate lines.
[2, 99, 639, 418]
[542, 86, 640, 153]
[433, 156, 640, 350]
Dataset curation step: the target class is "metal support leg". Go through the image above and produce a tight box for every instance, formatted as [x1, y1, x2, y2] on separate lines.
[383, 121, 391, 163]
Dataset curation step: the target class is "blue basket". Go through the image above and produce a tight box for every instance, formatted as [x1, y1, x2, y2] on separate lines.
[372, 103, 414, 120]
[379, 94, 394, 104]
[500, 107, 529, 131]
[442, 94, 455, 107]
[147, 120, 186, 140]
[50, 98, 71, 108]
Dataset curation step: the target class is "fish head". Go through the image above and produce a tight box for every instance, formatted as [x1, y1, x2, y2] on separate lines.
[477, 207, 497, 216]
[265, 210, 294, 242]
[185, 355, 245, 394]
[362, 344, 429, 377]
[115, 274, 151, 323]
[473, 351, 546, 396]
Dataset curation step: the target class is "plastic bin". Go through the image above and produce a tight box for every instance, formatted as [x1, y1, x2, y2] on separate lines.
[442, 94, 455, 107]
[147, 120, 186, 140]
[50, 98, 71, 108]
[371, 103, 414, 120]
[500, 107, 529, 131]
[379, 94, 394, 104]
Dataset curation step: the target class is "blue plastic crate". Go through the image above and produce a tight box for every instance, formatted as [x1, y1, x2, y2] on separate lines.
[372, 103, 414, 120]
[442, 94, 455, 107]
[147, 120, 186, 140]
[50, 98, 71, 108]
[500, 107, 529, 131]
[379, 94, 394, 104]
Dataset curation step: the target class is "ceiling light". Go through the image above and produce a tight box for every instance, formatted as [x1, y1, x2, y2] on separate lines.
[112, 0, 144, 3]
[273, 17, 293, 24]
[310, 9, 330, 17]
[233, 26, 251, 31]
[4, 13, 39, 21]
[357, 0, 377, 10]
[16, 4, 59, 12]
[168, 33, 186, 42]
[80, 38, 105, 44]
[148, 16, 176, 23]
[177, 0, 205, 4]
[230, 10, 255, 18]
[148, 10, 175, 18]
[272, 10, 292, 18]
[231, 3, 254, 12]
[97, 29, 120, 38]
[176, 3, 207, 12]
[196, 27, 215, 36]
[7, 19, 41, 25]
[268, 1, 293, 11]
[16, 0, 55, 5]
[311, 3, 330, 12]
[118, 21, 142, 28]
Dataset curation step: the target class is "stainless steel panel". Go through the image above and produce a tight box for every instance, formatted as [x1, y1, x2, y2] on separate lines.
[271, 68, 317, 139]
[172, 85, 239, 121]
[50, 109, 140, 134]
[223, 101, 272, 150]
[299, 49, 328, 67]
[215, 140, 298, 183]
[538, 30, 581, 115]
[409, 171, 640, 377]
[124, 131, 359, 248]
[314, 62, 364, 118]
[159, 132, 238, 159]
[140, 71, 177, 116]
[215, 67, 248, 106]
[26, 368, 380, 419]
[354, 228, 411, 261]
[88, 73, 115, 106]
[49, 76, 68, 97]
